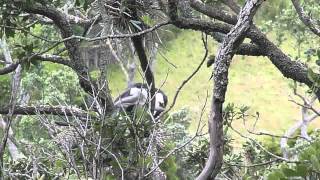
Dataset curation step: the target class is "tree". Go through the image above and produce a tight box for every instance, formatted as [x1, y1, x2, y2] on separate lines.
[0, 0, 320, 179]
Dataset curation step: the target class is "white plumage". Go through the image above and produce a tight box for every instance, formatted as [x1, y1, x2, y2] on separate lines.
[114, 83, 168, 117]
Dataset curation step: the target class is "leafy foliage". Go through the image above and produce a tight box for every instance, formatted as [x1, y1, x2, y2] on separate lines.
[267, 132, 320, 180]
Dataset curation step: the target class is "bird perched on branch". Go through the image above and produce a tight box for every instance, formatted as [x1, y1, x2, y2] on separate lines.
[114, 83, 168, 118]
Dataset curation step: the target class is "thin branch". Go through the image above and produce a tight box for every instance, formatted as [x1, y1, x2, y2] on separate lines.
[0, 37, 22, 177]
[0, 105, 91, 118]
[224, 159, 280, 168]
[156, 33, 209, 121]
[145, 91, 209, 177]
[228, 122, 298, 163]
[0, 54, 72, 75]
[0, 24, 58, 43]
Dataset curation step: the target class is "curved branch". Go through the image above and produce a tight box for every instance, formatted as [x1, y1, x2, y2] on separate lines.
[209, 32, 265, 56]
[13, 1, 115, 113]
[190, 0, 237, 24]
[193, 0, 264, 179]
[33, 54, 72, 67]
[177, 0, 320, 99]
[0, 63, 19, 75]
[0, 54, 72, 75]
[291, 0, 320, 37]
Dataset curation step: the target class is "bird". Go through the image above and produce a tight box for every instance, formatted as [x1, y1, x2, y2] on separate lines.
[113, 83, 168, 118]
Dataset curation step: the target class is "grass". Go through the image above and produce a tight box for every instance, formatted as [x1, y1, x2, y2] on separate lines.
[108, 30, 320, 138]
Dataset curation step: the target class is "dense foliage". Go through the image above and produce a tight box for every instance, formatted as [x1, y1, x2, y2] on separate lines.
[0, 0, 320, 179]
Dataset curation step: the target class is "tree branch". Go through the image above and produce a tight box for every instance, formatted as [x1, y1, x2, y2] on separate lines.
[291, 0, 320, 37]
[130, 0, 156, 114]
[177, 0, 320, 100]
[0, 105, 90, 118]
[209, 32, 265, 57]
[193, 0, 264, 179]
[0, 37, 22, 177]
[0, 63, 19, 75]
[13, 1, 115, 113]
[0, 54, 72, 75]
[190, 0, 237, 24]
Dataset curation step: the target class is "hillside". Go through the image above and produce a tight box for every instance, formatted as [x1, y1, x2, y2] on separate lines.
[108, 30, 320, 135]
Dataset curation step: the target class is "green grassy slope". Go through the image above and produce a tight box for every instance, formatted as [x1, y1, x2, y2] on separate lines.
[108, 30, 320, 135]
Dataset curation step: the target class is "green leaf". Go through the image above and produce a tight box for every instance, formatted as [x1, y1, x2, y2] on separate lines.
[310, 154, 320, 171]
[307, 68, 320, 87]
[295, 164, 308, 177]
[21, 59, 31, 71]
[281, 167, 297, 177]
[267, 170, 286, 180]
[240, 105, 250, 113]
[83, 0, 89, 10]
[23, 43, 33, 54]
[317, 49, 320, 60]
[141, 15, 155, 26]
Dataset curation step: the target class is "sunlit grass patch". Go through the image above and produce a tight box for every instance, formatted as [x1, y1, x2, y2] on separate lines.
[108, 30, 320, 139]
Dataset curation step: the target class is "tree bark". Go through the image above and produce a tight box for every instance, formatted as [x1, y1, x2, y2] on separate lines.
[194, 0, 264, 179]
[181, 0, 320, 100]
[291, 0, 320, 37]
[13, 1, 114, 114]
[129, 0, 156, 115]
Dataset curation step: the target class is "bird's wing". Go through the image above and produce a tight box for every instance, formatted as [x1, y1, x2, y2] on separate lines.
[114, 94, 140, 108]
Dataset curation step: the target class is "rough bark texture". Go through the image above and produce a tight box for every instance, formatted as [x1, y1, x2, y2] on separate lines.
[177, 0, 320, 100]
[193, 0, 264, 179]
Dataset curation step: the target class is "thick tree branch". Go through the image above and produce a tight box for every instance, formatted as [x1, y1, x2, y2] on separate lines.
[0, 63, 19, 75]
[209, 32, 265, 56]
[190, 0, 237, 24]
[193, 0, 264, 179]
[33, 54, 72, 66]
[175, 0, 320, 99]
[222, 0, 241, 14]
[30, 13, 100, 27]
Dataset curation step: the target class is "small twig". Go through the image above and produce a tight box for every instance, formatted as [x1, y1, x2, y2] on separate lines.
[224, 159, 280, 168]
[144, 91, 209, 177]
[156, 33, 209, 121]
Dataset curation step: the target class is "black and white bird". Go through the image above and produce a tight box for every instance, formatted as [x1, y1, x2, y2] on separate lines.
[114, 83, 168, 118]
